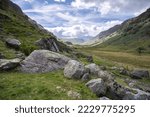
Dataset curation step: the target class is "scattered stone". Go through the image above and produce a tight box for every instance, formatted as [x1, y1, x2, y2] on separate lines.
[20, 50, 70, 73]
[85, 63, 100, 76]
[0, 58, 21, 71]
[67, 90, 81, 99]
[98, 70, 114, 82]
[119, 68, 130, 76]
[0, 53, 5, 59]
[86, 78, 107, 96]
[86, 55, 93, 63]
[35, 38, 60, 52]
[81, 73, 90, 81]
[130, 70, 149, 79]
[64, 60, 85, 79]
[123, 89, 150, 100]
[5, 38, 21, 49]
[99, 66, 106, 70]
[100, 97, 111, 100]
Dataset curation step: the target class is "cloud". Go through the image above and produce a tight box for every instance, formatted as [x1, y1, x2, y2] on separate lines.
[11, 0, 150, 40]
[54, 0, 66, 2]
[46, 20, 122, 39]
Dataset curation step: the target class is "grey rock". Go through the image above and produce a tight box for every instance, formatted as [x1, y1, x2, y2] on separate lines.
[64, 60, 85, 79]
[98, 70, 114, 82]
[86, 56, 93, 63]
[0, 53, 5, 59]
[85, 63, 100, 76]
[21, 50, 70, 73]
[0, 58, 21, 71]
[86, 78, 107, 96]
[6, 38, 21, 49]
[67, 90, 81, 99]
[120, 68, 130, 76]
[107, 81, 129, 99]
[81, 73, 90, 81]
[123, 89, 150, 100]
[130, 70, 149, 79]
[100, 97, 111, 100]
[35, 38, 59, 52]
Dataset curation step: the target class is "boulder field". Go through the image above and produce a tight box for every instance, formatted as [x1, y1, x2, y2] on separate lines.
[0, 49, 150, 100]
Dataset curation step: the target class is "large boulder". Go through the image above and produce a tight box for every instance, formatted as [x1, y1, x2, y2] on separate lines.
[130, 70, 149, 79]
[64, 60, 85, 79]
[20, 50, 70, 73]
[5, 38, 21, 49]
[35, 38, 60, 52]
[107, 81, 129, 99]
[0, 58, 21, 71]
[85, 63, 100, 76]
[86, 78, 107, 96]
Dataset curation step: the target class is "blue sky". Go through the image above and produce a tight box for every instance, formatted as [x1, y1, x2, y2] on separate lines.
[11, 0, 150, 40]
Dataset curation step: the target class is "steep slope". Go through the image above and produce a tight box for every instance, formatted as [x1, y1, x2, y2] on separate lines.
[0, 0, 69, 58]
[85, 25, 121, 45]
[91, 8, 150, 51]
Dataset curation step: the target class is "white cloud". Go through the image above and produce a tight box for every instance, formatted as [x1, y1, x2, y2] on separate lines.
[54, 0, 66, 3]
[46, 20, 122, 39]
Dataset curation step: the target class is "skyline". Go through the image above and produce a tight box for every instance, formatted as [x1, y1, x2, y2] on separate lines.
[11, 0, 150, 40]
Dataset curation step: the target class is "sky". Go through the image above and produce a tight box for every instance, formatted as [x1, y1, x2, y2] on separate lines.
[11, 0, 150, 40]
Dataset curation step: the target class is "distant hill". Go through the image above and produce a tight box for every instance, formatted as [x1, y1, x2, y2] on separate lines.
[88, 8, 150, 51]
[0, 0, 69, 58]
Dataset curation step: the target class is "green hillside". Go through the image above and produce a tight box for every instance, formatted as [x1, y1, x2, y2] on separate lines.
[94, 8, 150, 52]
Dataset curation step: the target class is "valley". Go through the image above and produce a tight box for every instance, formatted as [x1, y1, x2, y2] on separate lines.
[0, 0, 150, 100]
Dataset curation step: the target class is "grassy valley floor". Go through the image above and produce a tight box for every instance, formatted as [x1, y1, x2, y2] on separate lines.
[80, 47, 150, 71]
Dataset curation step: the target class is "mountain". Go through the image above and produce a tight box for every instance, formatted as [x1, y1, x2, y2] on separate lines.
[89, 8, 150, 51]
[84, 25, 121, 45]
[0, 0, 69, 58]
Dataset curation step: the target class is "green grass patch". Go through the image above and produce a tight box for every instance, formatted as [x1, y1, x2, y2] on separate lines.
[0, 70, 97, 100]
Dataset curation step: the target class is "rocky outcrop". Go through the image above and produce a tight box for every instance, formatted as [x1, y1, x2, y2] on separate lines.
[0, 58, 21, 71]
[35, 38, 60, 52]
[20, 50, 70, 73]
[130, 70, 149, 79]
[64, 60, 85, 79]
[5, 38, 21, 49]
[86, 78, 107, 96]
[85, 63, 100, 76]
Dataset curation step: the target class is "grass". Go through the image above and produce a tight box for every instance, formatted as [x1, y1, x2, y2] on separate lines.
[80, 47, 150, 71]
[0, 70, 97, 100]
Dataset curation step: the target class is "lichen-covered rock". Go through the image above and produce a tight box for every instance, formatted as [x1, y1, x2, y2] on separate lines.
[35, 38, 59, 52]
[0, 58, 21, 71]
[5, 38, 21, 49]
[20, 50, 70, 73]
[64, 60, 85, 79]
[85, 63, 100, 76]
[86, 78, 107, 96]
[81, 73, 90, 81]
